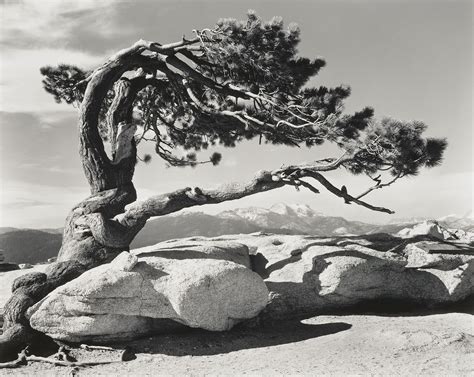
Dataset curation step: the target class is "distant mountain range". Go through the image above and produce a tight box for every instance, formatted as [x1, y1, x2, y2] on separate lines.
[0, 230, 62, 264]
[1, 203, 473, 264]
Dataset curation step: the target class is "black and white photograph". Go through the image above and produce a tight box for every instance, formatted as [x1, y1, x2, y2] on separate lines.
[0, 0, 472, 375]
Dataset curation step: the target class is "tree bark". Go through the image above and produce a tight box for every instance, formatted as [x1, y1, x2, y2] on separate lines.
[0, 45, 152, 361]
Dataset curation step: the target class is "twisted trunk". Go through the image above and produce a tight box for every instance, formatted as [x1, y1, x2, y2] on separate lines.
[0, 48, 148, 360]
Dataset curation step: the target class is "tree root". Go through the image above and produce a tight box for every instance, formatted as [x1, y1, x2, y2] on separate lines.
[80, 344, 116, 351]
[25, 355, 118, 367]
[0, 345, 129, 369]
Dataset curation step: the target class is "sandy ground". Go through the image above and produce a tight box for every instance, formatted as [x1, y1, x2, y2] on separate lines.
[2, 312, 472, 376]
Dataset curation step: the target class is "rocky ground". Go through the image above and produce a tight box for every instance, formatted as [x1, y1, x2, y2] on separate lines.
[1, 225, 473, 375]
[2, 311, 473, 376]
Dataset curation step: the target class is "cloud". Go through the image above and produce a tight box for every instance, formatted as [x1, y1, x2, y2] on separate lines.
[0, 179, 88, 227]
[0, 0, 231, 113]
[0, 178, 79, 220]
[0, 1, 131, 112]
[0, 48, 103, 112]
[0, 0, 130, 52]
[0, 111, 85, 188]
[2, 198, 52, 210]
[0, 109, 89, 227]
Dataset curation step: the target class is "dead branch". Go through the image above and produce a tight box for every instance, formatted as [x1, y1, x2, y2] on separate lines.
[355, 173, 404, 200]
[301, 170, 395, 214]
[26, 355, 116, 367]
[80, 344, 115, 351]
[165, 54, 249, 99]
[0, 346, 123, 369]
[118, 159, 394, 228]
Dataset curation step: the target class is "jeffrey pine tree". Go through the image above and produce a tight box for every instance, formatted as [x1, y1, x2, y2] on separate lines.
[0, 12, 446, 359]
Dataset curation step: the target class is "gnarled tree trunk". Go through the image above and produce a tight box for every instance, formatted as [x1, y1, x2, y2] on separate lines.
[0, 47, 149, 360]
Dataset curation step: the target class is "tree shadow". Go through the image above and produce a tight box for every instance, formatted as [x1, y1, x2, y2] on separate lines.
[425, 242, 474, 254]
[251, 233, 474, 279]
[373, 234, 474, 254]
[117, 320, 352, 357]
[260, 243, 474, 322]
[300, 233, 474, 254]
[250, 240, 337, 279]
[251, 253, 302, 279]
[327, 295, 474, 317]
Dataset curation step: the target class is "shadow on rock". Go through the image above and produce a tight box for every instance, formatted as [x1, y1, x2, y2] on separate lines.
[119, 320, 352, 357]
[324, 233, 474, 254]
[334, 295, 474, 317]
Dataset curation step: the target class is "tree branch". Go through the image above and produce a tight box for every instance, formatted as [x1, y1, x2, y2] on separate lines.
[118, 170, 284, 226]
[118, 160, 394, 227]
[355, 173, 403, 200]
[139, 37, 200, 55]
[106, 75, 168, 164]
[0, 347, 119, 369]
[165, 55, 249, 99]
[301, 170, 395, 214]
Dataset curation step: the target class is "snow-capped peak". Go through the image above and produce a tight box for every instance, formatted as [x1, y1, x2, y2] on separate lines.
[219, 206, 272, 222]
[269, 203, 321, 217]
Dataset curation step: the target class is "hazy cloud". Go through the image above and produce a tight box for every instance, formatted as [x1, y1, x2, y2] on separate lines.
[0, 179, 88, 227]
[2, 198, 52, 210]
[0, 111, 85, 188]
[0, 0, 130, 52]
[0, 48, 103, 112]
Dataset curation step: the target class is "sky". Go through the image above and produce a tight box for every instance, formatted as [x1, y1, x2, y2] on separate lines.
[0, 0, 472, 228]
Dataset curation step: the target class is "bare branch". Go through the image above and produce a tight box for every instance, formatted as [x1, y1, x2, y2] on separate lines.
[180, 78, 289, 138]
[355, 173, 403, 200]
[301, 170, 395, 214]
[276, 151, 349, 173]
[295, 179, 320, 194]
[181, 78, 215, 112]
[118, 159, 394, 227]
[141, 37, 200, 55]
[0, 348, 118, 369]
[119, 171, 284, 226]
[80, 344, 115, 351]
[165, 55, 249, 99]
[26, 355, 117, 367]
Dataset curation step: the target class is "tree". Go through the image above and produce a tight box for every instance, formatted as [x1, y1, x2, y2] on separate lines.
[0, 11, 446, 360]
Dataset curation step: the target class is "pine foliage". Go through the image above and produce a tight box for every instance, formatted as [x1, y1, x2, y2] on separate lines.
[39, 11, 446, 178]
